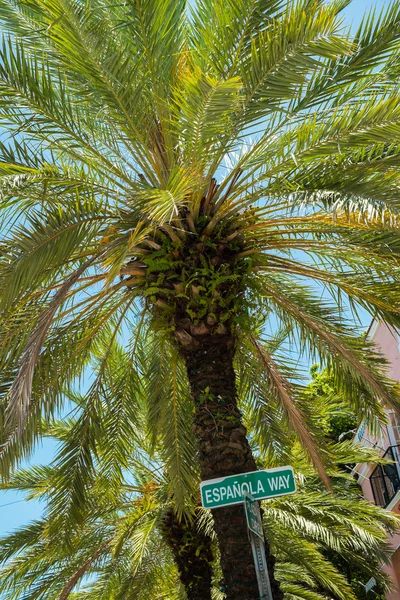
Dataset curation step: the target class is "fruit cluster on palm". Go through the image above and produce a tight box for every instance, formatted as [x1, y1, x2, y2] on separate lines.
[3, 0, 400, 597]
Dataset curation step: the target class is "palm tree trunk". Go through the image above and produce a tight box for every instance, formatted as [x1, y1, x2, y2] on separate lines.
[162, 508, 213, 600]
[182, 332, 283, 600]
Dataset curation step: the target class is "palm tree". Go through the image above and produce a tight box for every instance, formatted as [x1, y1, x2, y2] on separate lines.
[2, 1, 400, 596]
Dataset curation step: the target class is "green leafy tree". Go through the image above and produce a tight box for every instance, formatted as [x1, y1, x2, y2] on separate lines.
[304, 366, 359, 443]
[3, 1, 400, 597]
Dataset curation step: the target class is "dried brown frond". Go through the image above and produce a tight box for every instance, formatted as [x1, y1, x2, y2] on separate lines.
[6, 254, 101, 434]
[250, 335, 332, 490]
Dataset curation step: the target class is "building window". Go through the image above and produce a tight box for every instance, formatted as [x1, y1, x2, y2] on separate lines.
[389, 411, 400, 445]
[370, 446, 400, 507]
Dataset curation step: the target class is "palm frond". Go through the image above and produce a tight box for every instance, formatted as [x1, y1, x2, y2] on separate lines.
[144, 332, 199, 516]
[5, 252, 102, 435]
[259, 276, 400, 426]
[248, 334, 330, 488]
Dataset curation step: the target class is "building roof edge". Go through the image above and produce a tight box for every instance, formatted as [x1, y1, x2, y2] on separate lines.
[366, 317, 379, 340]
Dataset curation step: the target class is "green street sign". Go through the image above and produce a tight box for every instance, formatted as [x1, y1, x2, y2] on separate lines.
[244, 492, 264, 539]
[200, 466, 296, 509]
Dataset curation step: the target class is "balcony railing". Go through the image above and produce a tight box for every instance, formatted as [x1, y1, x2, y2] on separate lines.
[370, 445, 400, 508]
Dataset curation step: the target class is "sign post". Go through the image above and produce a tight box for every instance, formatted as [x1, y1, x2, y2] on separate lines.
[251, 532, 273, 600]
[244, 492, 273, 600]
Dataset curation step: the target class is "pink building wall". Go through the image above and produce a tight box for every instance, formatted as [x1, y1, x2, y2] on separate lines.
[353, 321, 400, 598]
[372, 321, 400, 382]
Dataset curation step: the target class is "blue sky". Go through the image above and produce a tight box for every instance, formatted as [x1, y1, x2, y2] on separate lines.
[0, 0, 394, 557]
[344, 0, 390, 28]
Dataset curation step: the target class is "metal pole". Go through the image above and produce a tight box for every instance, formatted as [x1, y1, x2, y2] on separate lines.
[249, 530, 273, 600]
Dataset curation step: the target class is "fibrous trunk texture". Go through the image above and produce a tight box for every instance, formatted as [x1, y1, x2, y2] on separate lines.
[162, 508, 213, 600]
[183, 333, 283, 600]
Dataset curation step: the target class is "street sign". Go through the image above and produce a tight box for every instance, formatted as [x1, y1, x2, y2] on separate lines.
[244, 492, 264, 539]
[200, 466, 296, 509]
